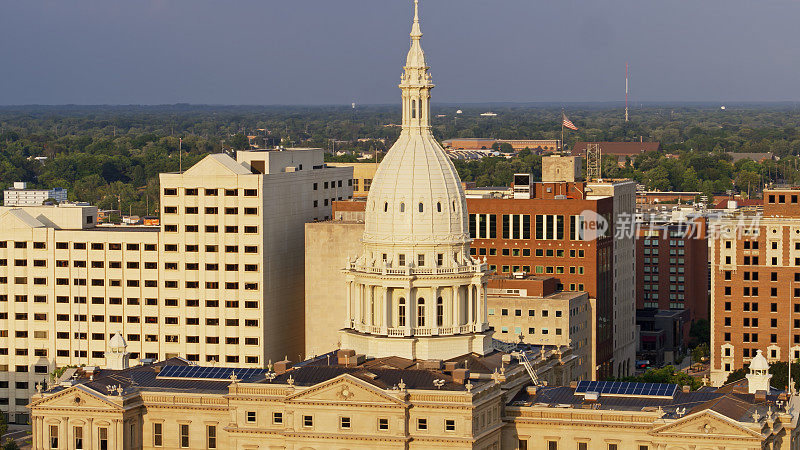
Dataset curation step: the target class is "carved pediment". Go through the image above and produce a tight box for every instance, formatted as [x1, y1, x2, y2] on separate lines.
[29, 385, 123, 412]
[651, 410, 762, 439]
[285, 374, 406, 407]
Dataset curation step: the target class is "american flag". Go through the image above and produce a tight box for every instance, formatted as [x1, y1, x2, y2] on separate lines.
[562, 113, 578, 131]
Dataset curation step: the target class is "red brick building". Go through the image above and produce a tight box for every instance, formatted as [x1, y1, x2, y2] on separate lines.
[465, 181, 616, 377]
[635, 218, 709, 365]
[710, 189, 800, 385]
[636, 218, 708, 316]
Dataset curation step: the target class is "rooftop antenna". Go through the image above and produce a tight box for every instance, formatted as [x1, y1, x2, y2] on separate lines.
[625, 62, 629, 122]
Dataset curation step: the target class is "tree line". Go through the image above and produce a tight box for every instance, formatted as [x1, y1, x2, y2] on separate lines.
[3, 104, 800, 216]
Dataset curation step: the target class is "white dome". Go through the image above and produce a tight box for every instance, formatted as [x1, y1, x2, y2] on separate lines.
[363, 131, 468, 246]
[749, 349, 769, 371]
[109, 332, 126, 350]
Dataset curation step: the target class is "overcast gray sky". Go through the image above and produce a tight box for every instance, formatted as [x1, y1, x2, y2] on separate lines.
[1, 0, 799, 105]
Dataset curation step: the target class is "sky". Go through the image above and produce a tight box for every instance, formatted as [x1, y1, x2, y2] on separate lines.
[1, 0, 799, 105]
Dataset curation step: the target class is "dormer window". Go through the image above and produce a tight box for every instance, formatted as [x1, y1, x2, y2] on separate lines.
[400, 203, 405, 212]
[437, 202, 442, 212]
[418, 203, 424, 213]
[384, 202, 388, 212]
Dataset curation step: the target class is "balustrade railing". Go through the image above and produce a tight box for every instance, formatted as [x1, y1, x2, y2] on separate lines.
[352, 322, 477, 337]
[347, 262, 487, 276]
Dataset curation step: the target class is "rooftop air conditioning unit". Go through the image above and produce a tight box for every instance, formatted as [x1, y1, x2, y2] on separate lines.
[584, 391, 600, 401]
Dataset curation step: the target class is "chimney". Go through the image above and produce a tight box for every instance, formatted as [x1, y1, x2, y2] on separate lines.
[444, 361, 458, 372]
[682, 385, 691, 393]
[526, 386, 538, 396]
[274, 359, 293, 375]
[337, 349, 356, 365]
[452, 369, 470, 385]
[755, 390, 767, 402]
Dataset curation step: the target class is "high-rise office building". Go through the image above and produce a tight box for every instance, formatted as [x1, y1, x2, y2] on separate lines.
[710, 188, 800, 385]
[0, 148, 352, 422]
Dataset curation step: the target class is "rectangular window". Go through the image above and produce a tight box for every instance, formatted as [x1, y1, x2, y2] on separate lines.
[74, 426, 84, 449]
[378, 418, 389, 430]
[207, 425, 216, 449]
[180, 424, 189, 448]
[273, 412, 283, 424]
[303, 415, 313, 427]
[98, 427, 108, 450]
[50, 425, 58, 449]
[445, 419, 455, 431]
[340, 417, 351, 429]
[417, 418, 427, 430]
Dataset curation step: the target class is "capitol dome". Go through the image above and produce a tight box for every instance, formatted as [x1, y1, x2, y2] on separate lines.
[362, 0, 468, 249]
[363, 134, 468, 247]
[338, 0, 492, 361]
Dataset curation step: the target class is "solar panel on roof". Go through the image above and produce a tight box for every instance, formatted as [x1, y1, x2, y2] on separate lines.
[575, 380, 676, 398]
[158, 365, 266, 381]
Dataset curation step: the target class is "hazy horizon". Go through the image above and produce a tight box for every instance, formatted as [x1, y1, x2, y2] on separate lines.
[3, 0, 800, 105]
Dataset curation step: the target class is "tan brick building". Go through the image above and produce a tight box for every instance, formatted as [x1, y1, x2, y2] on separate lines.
[0, 148, 352, 423]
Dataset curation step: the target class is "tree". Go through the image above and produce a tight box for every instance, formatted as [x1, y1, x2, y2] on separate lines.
[691, 343, 709, 364]
[0, 413, 6, 441]
[618, 365, 702, 390]
[725, 367, 747, 384]
[689, 319, 710, 347]
[2, 438, 18, 450]
[228, 134, 250, 150]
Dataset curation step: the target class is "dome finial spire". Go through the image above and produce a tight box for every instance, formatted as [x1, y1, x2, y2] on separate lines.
[410, 0, 422, 39]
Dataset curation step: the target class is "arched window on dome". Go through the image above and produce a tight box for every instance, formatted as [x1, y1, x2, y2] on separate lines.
[437, 297, 444, 327]
[400, 202, 405, 212]
[452, 200, 456, 211]
[417, 298, 425, 327]
[411, 100, 417, 119]
[418, 202, 424, 213]
[437, 202, 442, 213]
[419, 98, 424, 119]
[384, 202, 388, 212]
[398, 298, 406, 327]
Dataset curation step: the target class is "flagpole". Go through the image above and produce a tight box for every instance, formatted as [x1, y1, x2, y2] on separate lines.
[561, 110, 564, 152]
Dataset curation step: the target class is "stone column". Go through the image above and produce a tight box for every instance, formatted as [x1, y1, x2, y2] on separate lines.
[354, 283, 362, 328]
[366, 285, 374, 327]
[452, 285, 460, 327]
[31, 416, 39, 450]
[114, 419, 122, 450]
[345, 281, 352, 328]
[468, 284, 475, 327]
[475, 284, 483, 327]
[61, 417, 68, 450]
[40, 416, 45, 450]
[87, 417, 93, 450]
[482, 285, 488, 330]
[426, 287, 435, 331]
[405, 287, 413, 336]
[432, 287, 440, 332]
[382, 287, 390, 334]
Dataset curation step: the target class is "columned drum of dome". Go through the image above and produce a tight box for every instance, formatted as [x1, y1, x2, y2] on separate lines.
[339, 0, 493, 360]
